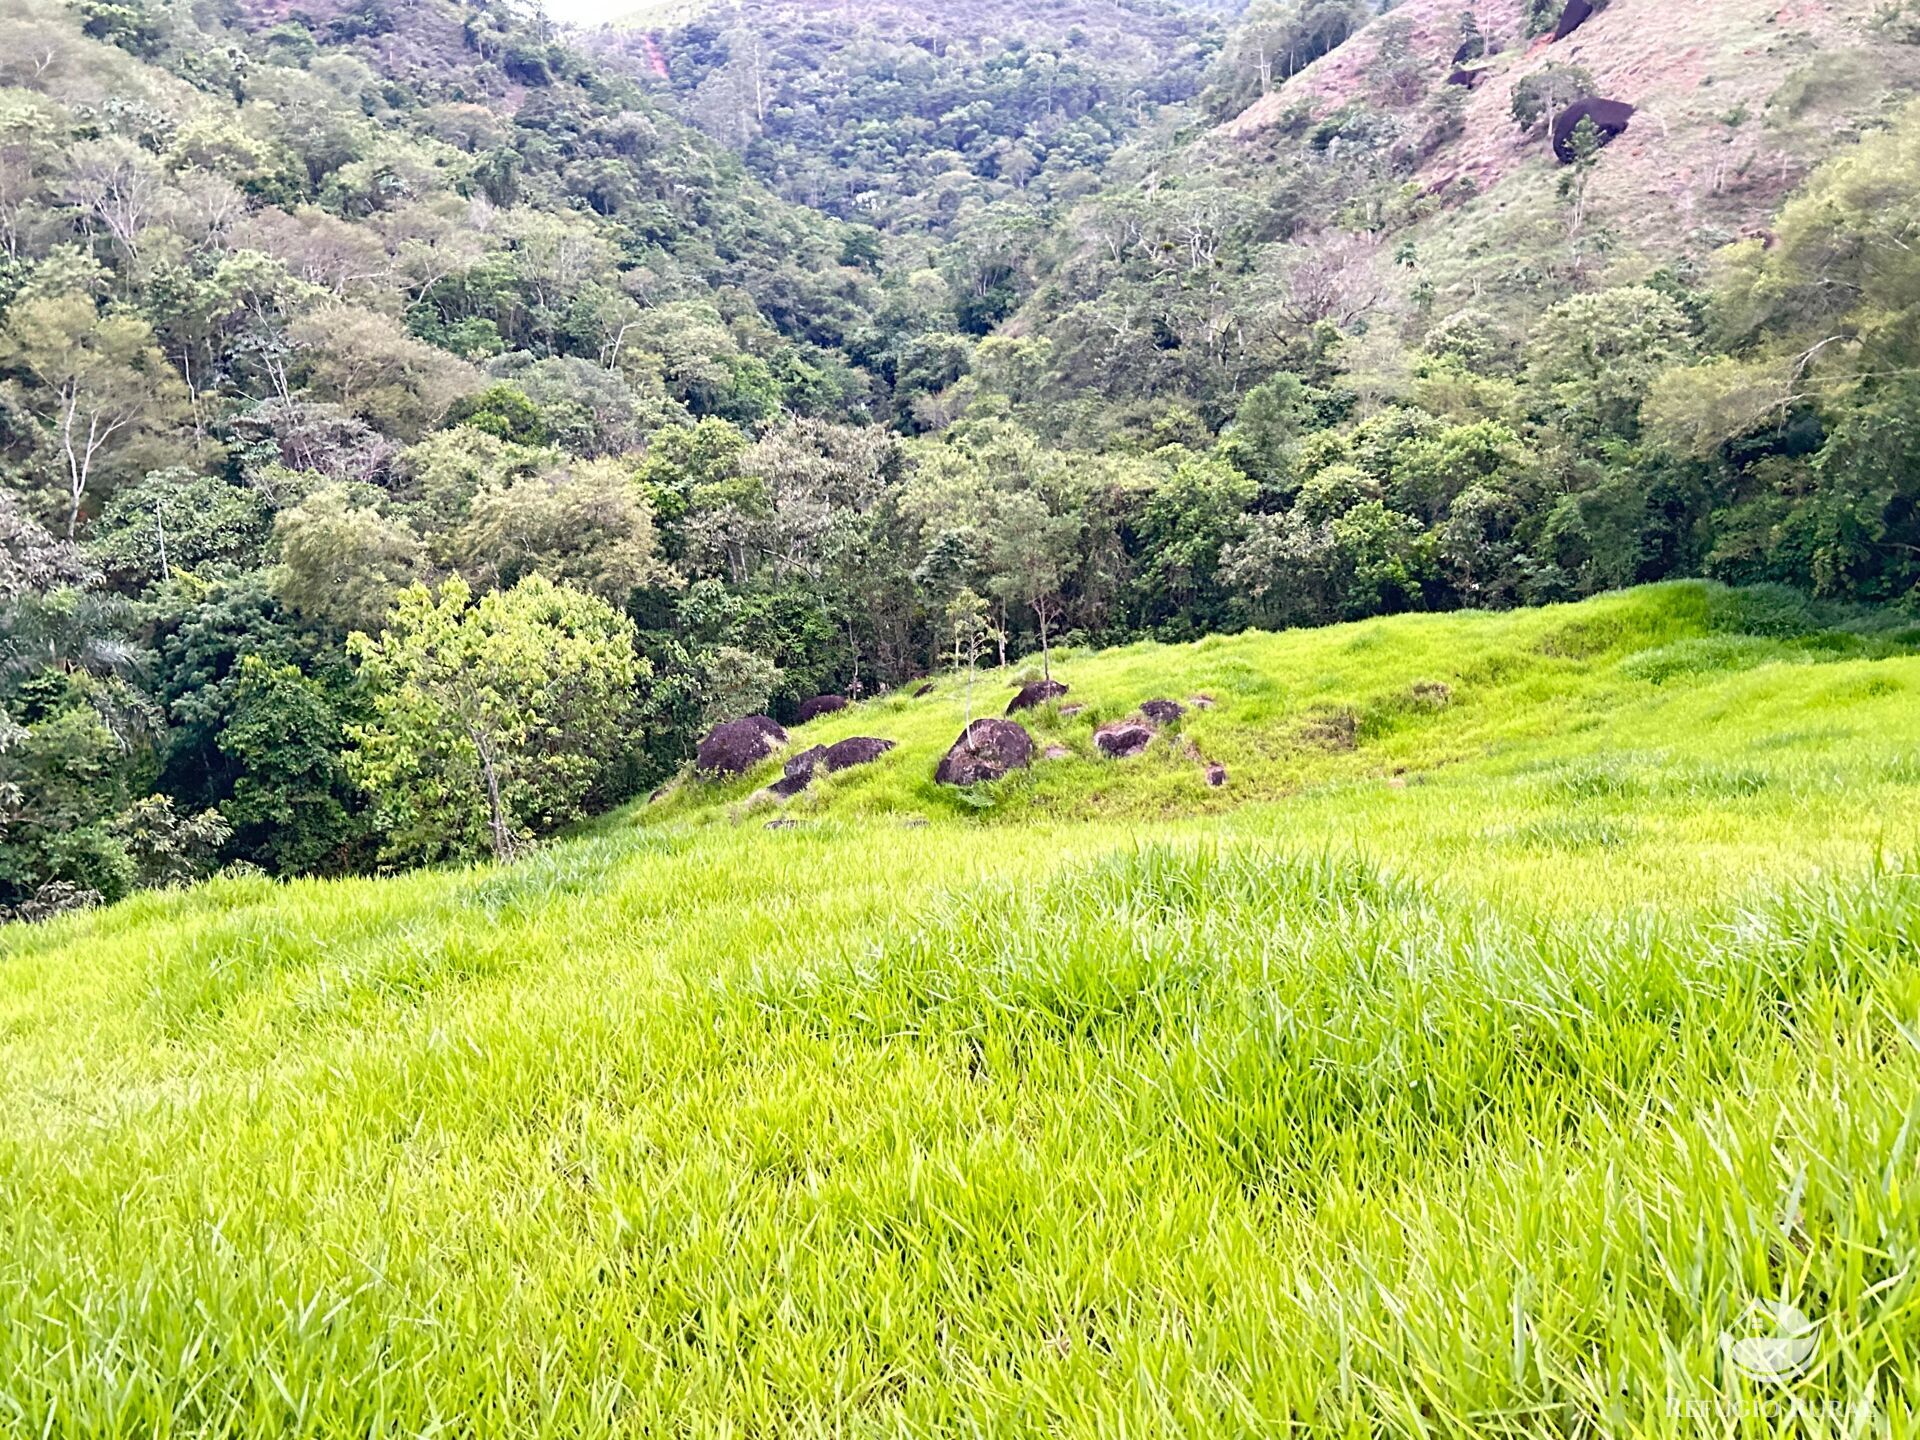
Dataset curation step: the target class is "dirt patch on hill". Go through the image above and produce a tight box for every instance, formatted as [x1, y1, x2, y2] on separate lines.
[1218, 0, 1899, 249]
[1221, 0, 1529, 140]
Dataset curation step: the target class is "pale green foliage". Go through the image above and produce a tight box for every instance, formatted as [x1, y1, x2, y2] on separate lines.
[1509, 62, 1595, 131]
[289, 304, 482, 440]
[1527, 285, 1696, 441]
[0, 288, 190, 537]
[1643, 356, 1791, 458]
[698, 643, 782, 727]
[984, 489, 1080, 680]
[347, 575, 642, 865]
[270, 483, 425, 633]
[452, 457, 674, 603]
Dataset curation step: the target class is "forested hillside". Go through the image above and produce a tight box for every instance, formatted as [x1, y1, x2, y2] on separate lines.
[592, 0, 1226, 235]
[3, 0, 1919, 919]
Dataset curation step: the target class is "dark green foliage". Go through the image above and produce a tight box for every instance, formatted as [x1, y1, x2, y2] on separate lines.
[218, 657, 369, 877]
[445, 386, 550, 447]
[69, 0, 163, 56]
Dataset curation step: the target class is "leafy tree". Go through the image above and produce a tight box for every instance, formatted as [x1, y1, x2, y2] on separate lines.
[697, 644, 782, 727]
[1133, 454, 1259, 635]
[1527, 287, 1696, 442]
[945, 587, 996, 731]
[112, 796, 231, 892]
[445, 384, 548, 446]
[217, 655, 367, 876]
[452, 458, 675, 604]
[1510, 64, 1596, 132]
[0, 667, 148, 914]
[347, 576, 643, 865]
[985, 490, 1080, 681]
[1456, 11, 1488, 62]
[88, 469, 271, 590]
[1389, 421, 1532, 525]
[272, 485, 427, 634]
[0, 291, 190, 538]
[1221, 373, 1313, 493]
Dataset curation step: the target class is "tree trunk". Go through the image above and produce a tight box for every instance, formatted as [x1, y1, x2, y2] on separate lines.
[470, 726, 516, 862]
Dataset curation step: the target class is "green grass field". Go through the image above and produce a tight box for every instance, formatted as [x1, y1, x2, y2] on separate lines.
[5, 581, 1920, 1436]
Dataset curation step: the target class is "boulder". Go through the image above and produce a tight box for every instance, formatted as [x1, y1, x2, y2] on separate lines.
[1043, 744, 1072, 761]
[1138, 698, 1186, 727]
[1006, 679, 1069, 714]
[821, 736, 895, 772]
[1205, 763, 1229, 788]
[935, 719, 1034, 786]
[776, 736, 896, 795]
[784, 745, 828, 780]
[1095, 721, 1155, 759]
[1552, 0, 1594, 41]
[795, 694, 849, 722]
[1551, 98, 1634, 164]
[696, 715, 787, 776]
[1447, 67, 1485, 90]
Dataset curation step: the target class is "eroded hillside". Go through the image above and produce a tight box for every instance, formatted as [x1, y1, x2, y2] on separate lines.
[1214, 0, 1918, 284]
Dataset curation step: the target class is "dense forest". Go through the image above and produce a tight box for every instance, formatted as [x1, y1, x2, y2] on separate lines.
[2, 0, 1918, 918]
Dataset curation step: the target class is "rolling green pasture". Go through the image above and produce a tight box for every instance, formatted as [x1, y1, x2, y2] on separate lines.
[4, 582, 1920, 1436]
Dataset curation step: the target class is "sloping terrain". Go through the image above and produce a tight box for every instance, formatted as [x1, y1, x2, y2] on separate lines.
[584, 0, 1225, 231]
[5, 583, 1920, 1432]
[1214, 0, 1919, 279]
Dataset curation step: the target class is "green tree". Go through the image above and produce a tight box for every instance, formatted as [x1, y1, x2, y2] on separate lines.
[272, 485, 427, 634]
[451, 458, 674, 604]
[1133, 455, 1258, 635]
[0, 292, 190, 538]
[88, 469, 271, 590]
[218, 655, 367, 876]
[1510, 63, 1596, 132]
[985, 490, 1080, 681]
[1527, 286, 1696, 442]
[347, 576, 643, 865]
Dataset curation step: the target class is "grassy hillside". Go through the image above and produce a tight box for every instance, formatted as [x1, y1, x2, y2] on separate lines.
[5, 582, 1920, 1433]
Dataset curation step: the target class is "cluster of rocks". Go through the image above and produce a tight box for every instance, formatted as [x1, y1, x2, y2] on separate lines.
[771, 736, 896, 798]
[696, 680, 1233, 800]
[694, 712, 896, 803]
[1095, 698, 1185, 758]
